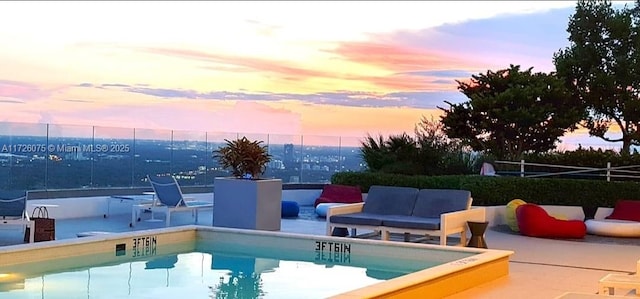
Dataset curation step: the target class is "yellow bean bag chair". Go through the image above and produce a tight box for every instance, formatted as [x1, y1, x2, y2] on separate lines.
[551, 213, 568, 220]
[506, 199, 526, 232]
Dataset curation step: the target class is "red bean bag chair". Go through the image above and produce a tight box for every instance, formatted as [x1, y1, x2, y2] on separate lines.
[313, 184, 362, 207]
[516, 203, 586, 239]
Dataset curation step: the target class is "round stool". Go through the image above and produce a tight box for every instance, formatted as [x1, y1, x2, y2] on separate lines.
[466, 221, 489, 248]
[281, 201, 300, 218]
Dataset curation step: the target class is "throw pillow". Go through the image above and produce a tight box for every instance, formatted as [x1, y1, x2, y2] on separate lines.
[606, 200, 640, 222]
[506, 199, 526, 232]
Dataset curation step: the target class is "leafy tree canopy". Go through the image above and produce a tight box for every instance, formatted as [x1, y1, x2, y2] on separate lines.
[360, 120, 478, 176]
[554, 0, 640, 154]
[438, 65, 584, 160]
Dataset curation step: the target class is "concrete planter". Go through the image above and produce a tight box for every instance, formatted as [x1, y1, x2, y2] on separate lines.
[213, 177, 282, 231]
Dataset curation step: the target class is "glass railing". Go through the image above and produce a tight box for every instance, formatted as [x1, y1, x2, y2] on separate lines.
[0, 121, 366, 190]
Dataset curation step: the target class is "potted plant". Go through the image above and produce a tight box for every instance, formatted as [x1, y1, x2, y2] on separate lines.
[213, 136, 272, 179]
[212, 136, 282, 231]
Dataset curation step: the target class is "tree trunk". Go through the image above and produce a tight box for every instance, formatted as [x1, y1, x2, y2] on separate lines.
[621, 137, 631, 155]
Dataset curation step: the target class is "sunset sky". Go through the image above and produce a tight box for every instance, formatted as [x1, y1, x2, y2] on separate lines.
[0, 1, 629, 148]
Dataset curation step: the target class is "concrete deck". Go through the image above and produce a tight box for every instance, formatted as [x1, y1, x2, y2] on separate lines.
[1, 203, 639, 298]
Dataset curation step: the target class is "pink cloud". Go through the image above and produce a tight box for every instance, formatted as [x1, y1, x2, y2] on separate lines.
[349, 74, 457, 91]
[141, 47, 329, 79]
[139, 47, 460, 92]
[0, 80, 49, 100]
[331, 41, 475, 72]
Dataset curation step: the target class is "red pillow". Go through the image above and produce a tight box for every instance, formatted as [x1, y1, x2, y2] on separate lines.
[605, 200, 640, 222]
[313, 184, 362, 207]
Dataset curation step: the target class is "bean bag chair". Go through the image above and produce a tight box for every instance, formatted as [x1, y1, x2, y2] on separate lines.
[585, 200, 640, 237]
[313, 184, 363, 207]
[281, 201, 300, 218]
[516, 203, 586, 239]
[505, 199, 526, 232]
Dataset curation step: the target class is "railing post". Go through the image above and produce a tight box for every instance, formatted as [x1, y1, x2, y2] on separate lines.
[520, 159, 525, 177]
[607, 162, 611, 182]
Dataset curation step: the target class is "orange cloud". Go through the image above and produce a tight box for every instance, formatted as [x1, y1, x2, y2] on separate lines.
[330, 41, 474, 72]
[140, 46, 462, 93]
[348, 74, 458, 91]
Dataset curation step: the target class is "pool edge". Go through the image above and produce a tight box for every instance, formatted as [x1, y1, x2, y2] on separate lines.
[0, 225, 514, 298]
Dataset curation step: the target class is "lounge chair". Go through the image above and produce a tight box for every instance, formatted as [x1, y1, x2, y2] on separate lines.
[0, 190, 34, 243]
[599, 259, 640, 295]
[144, 175, 213, 227]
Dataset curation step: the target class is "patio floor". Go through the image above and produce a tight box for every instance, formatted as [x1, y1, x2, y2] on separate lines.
[1, 205, 639, 298]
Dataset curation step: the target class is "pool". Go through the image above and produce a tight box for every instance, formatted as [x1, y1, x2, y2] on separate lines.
[0, 226, 513, 298]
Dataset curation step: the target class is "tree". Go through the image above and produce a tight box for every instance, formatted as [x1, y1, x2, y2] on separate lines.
[360, 133, 421, 175]
[554, 0, 640, 154]
[359, 119, 478, 176]
[414, 116, 478, 174]
[438, 65, 584, 160]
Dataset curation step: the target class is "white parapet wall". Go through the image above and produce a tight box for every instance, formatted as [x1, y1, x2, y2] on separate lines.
[27, 193, 215, 220]
[484, 206, 507, 226]
[26, 190, 320, 220]
[281, 189, 322, 206]
[27, 196, 110, 219]
[482, 204, 587, 227]
[26, 187, 589, 225]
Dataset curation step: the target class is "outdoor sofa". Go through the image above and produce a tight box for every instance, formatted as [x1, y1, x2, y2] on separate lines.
[326, 185, 486, 246]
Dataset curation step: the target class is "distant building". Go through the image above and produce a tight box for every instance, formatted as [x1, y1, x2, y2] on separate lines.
[283, 143, 295, 169]
[269, 159, 284, 170]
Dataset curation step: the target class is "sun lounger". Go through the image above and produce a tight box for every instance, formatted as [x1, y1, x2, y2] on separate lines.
[598, 259, 640, 296]
[0, 191, 34, 243]
[141, 175, 213, 227]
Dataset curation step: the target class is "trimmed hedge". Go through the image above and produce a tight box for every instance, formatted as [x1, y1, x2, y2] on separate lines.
[331, 172, 640, 208]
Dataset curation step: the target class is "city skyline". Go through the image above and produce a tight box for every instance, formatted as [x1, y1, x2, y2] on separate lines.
[0, 133, 363, 190]
[0, 1, 630, 150]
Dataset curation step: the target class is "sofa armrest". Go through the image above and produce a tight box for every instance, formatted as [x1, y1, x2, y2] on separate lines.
[326, 202, 365, 218]
[326, 202, 365, 235]
[440, 207, 486, 236]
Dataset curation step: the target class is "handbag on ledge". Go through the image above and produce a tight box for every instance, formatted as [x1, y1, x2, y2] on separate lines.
[24, 206, 55, 242]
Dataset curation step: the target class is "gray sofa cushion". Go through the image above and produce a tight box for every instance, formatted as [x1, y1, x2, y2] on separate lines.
[330, 212, 384, 226]
[380, 215, 441, 230]
[412, 189, 471, 218]
[362, 185, 419, 215]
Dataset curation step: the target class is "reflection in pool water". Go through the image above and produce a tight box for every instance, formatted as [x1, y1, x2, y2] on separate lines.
[0, 242, 444, 299]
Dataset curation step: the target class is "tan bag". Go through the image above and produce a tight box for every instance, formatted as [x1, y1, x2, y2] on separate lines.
[24, 207, 55, 242]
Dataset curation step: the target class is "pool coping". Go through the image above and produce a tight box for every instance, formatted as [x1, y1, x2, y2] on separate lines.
[0, 225, 514, 298]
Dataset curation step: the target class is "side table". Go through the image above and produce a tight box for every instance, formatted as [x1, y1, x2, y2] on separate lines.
[467, 221, 489, 248]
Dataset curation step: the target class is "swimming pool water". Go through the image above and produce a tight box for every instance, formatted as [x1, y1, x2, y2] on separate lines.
[0, 240, 453, 299]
